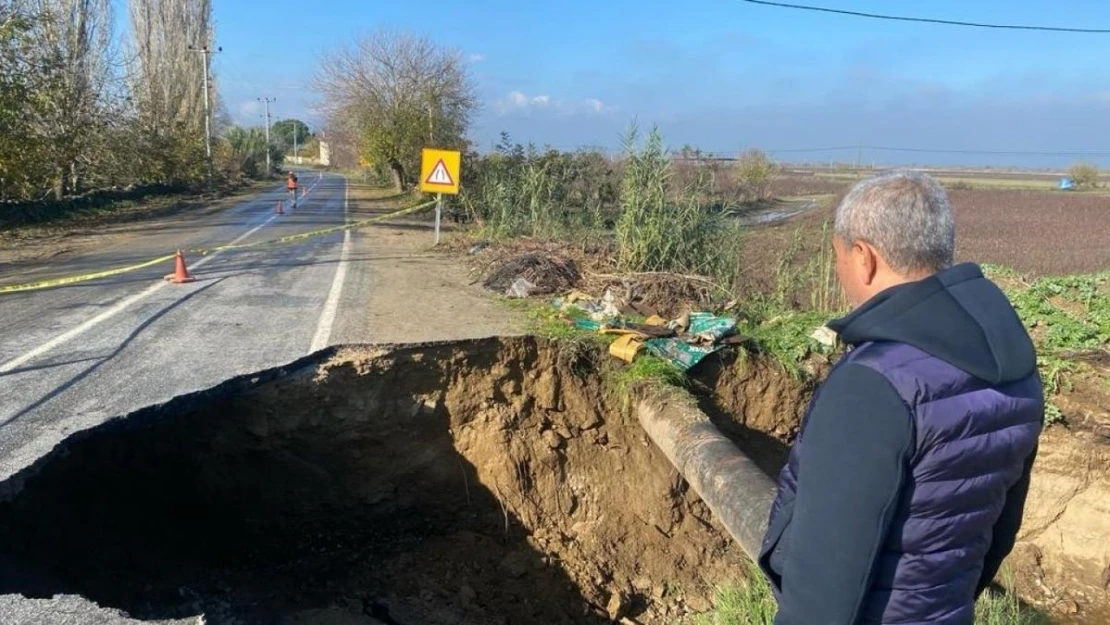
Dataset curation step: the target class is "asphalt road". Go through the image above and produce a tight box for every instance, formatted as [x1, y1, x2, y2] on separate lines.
[0, 172, 368, 486]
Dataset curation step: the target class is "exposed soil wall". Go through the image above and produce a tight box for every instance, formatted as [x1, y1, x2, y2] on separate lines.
[0, 338, 753, 624]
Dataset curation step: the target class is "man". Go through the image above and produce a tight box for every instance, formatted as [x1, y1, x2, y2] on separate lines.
[758, 170, 1043, 625]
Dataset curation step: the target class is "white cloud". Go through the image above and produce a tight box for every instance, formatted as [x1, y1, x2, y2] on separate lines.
[237, 100, 262, 121]
[496, 90, 555, 114]
[584, 98, 611, 114]
[468, 53, 486, 63]
[494, 91, 615, 116]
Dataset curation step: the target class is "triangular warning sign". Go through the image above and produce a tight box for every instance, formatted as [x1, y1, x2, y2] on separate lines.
[425, 159, 454, 186]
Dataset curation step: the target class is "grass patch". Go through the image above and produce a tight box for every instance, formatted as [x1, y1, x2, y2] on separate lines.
[460, 134, 617, 242]
[690, 561, 775, 625]
[983, 265, 1110, 424]
[499, 297, 611, 346]
[738, 308, 837, 379]
[691, 565, 1047, 625]
[814, 172, 1059, 191]
[974, 590, 1051, 625]
[609, 355, 687, 393]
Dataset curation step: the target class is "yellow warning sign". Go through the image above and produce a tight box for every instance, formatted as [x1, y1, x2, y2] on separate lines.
[419, 148, 461, 195]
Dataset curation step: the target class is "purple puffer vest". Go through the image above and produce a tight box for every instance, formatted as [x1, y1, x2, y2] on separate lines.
[766, 340, 1043, 624]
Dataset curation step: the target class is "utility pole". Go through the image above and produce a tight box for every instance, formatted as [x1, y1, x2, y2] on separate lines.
[293, 122, 299, 165]
[258, 97, 276, 174]
[188, 44, 222, 191]
[856, 139, 864, 179]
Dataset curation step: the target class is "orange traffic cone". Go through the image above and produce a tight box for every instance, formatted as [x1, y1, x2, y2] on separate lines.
[276, 199, 284, 215]
[165, 250, 196, 284]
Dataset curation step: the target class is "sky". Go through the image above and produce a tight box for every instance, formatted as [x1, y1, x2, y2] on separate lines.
[129, 1, 1110, 167]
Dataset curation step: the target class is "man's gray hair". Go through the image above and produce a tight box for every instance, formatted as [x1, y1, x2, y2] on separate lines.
[834, 169, 955, 274]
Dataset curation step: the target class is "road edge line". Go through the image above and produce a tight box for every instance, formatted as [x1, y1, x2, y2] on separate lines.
[309, 178, 351, 352]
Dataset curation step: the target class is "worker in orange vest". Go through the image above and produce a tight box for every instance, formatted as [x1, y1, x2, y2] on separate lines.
[286, 171, 299, 208]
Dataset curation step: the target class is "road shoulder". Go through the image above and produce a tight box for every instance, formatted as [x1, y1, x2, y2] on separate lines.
[331, 184, 521, 344]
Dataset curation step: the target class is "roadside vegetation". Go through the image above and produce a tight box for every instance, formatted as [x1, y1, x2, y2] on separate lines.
[691, 565, 1047, 625]
[0, 1, 317, 231]
[314, 29, 477, 192]
[455, 123, 1108, 436]
[983, 266, 1110, 423]
[460, 123, 844, 387]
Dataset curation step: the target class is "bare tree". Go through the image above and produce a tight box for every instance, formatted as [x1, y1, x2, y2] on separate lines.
[315, 29, 477, 190]
[127, 0, 212, 183]
[18, 0, 116, 199]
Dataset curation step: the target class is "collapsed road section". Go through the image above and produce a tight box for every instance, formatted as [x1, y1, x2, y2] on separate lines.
[3, 336, 1104, 624]
[0, 337, 807, 625]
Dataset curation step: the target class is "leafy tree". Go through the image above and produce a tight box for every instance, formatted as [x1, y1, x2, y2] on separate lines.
[270, 119, 311, 154]
[0, 7, 46, 198]
[315, 29, 477, 191]
[219, 126, 284, 180]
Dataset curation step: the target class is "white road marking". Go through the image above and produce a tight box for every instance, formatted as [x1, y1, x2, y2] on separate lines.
[0, 210, 281, 375]
[309, 179, 351, 352]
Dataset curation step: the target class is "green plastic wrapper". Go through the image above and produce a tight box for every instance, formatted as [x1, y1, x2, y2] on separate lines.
[644, 338, 723, 371]
[687, 312, 737, 342]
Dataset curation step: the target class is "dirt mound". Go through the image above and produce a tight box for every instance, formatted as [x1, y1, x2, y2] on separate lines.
[482, 252, 581, 296]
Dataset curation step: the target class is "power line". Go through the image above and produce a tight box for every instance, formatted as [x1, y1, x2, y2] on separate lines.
[470, 142, 1110, 159]
[738, 0, 1110, 33]
[764, 146, 1110, 157]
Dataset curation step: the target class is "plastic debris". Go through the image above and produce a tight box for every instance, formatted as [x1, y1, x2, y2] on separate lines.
[810, 326, 838, 348]
[609, 334, 645, 363]
[553, 289, 621, 322]
[644, 338, 724, 371]
[687, 312, 737, 344]
[506, 277, 537, 298]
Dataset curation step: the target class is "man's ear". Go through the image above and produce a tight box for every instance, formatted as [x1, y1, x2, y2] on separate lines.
[854, 240, 879, 286]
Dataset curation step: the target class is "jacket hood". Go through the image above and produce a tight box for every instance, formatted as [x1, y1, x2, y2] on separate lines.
[827, 262, 1037, 384]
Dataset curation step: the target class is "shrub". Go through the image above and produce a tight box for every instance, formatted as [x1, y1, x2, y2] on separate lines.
[1067, 162, 1100, 189]
[736, 149, 778, 202]
[459, 133, 617, 239]
[615, 124, 742, 286]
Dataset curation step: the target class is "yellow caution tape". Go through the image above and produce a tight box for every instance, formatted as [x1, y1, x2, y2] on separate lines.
[0, 254, 179, 295]
[0, 198, 439, 295]
[205, 198, 438, 252]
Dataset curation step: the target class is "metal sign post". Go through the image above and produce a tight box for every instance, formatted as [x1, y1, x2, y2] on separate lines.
[434, 193, 443, 246]
[419, 147, 462, 246]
